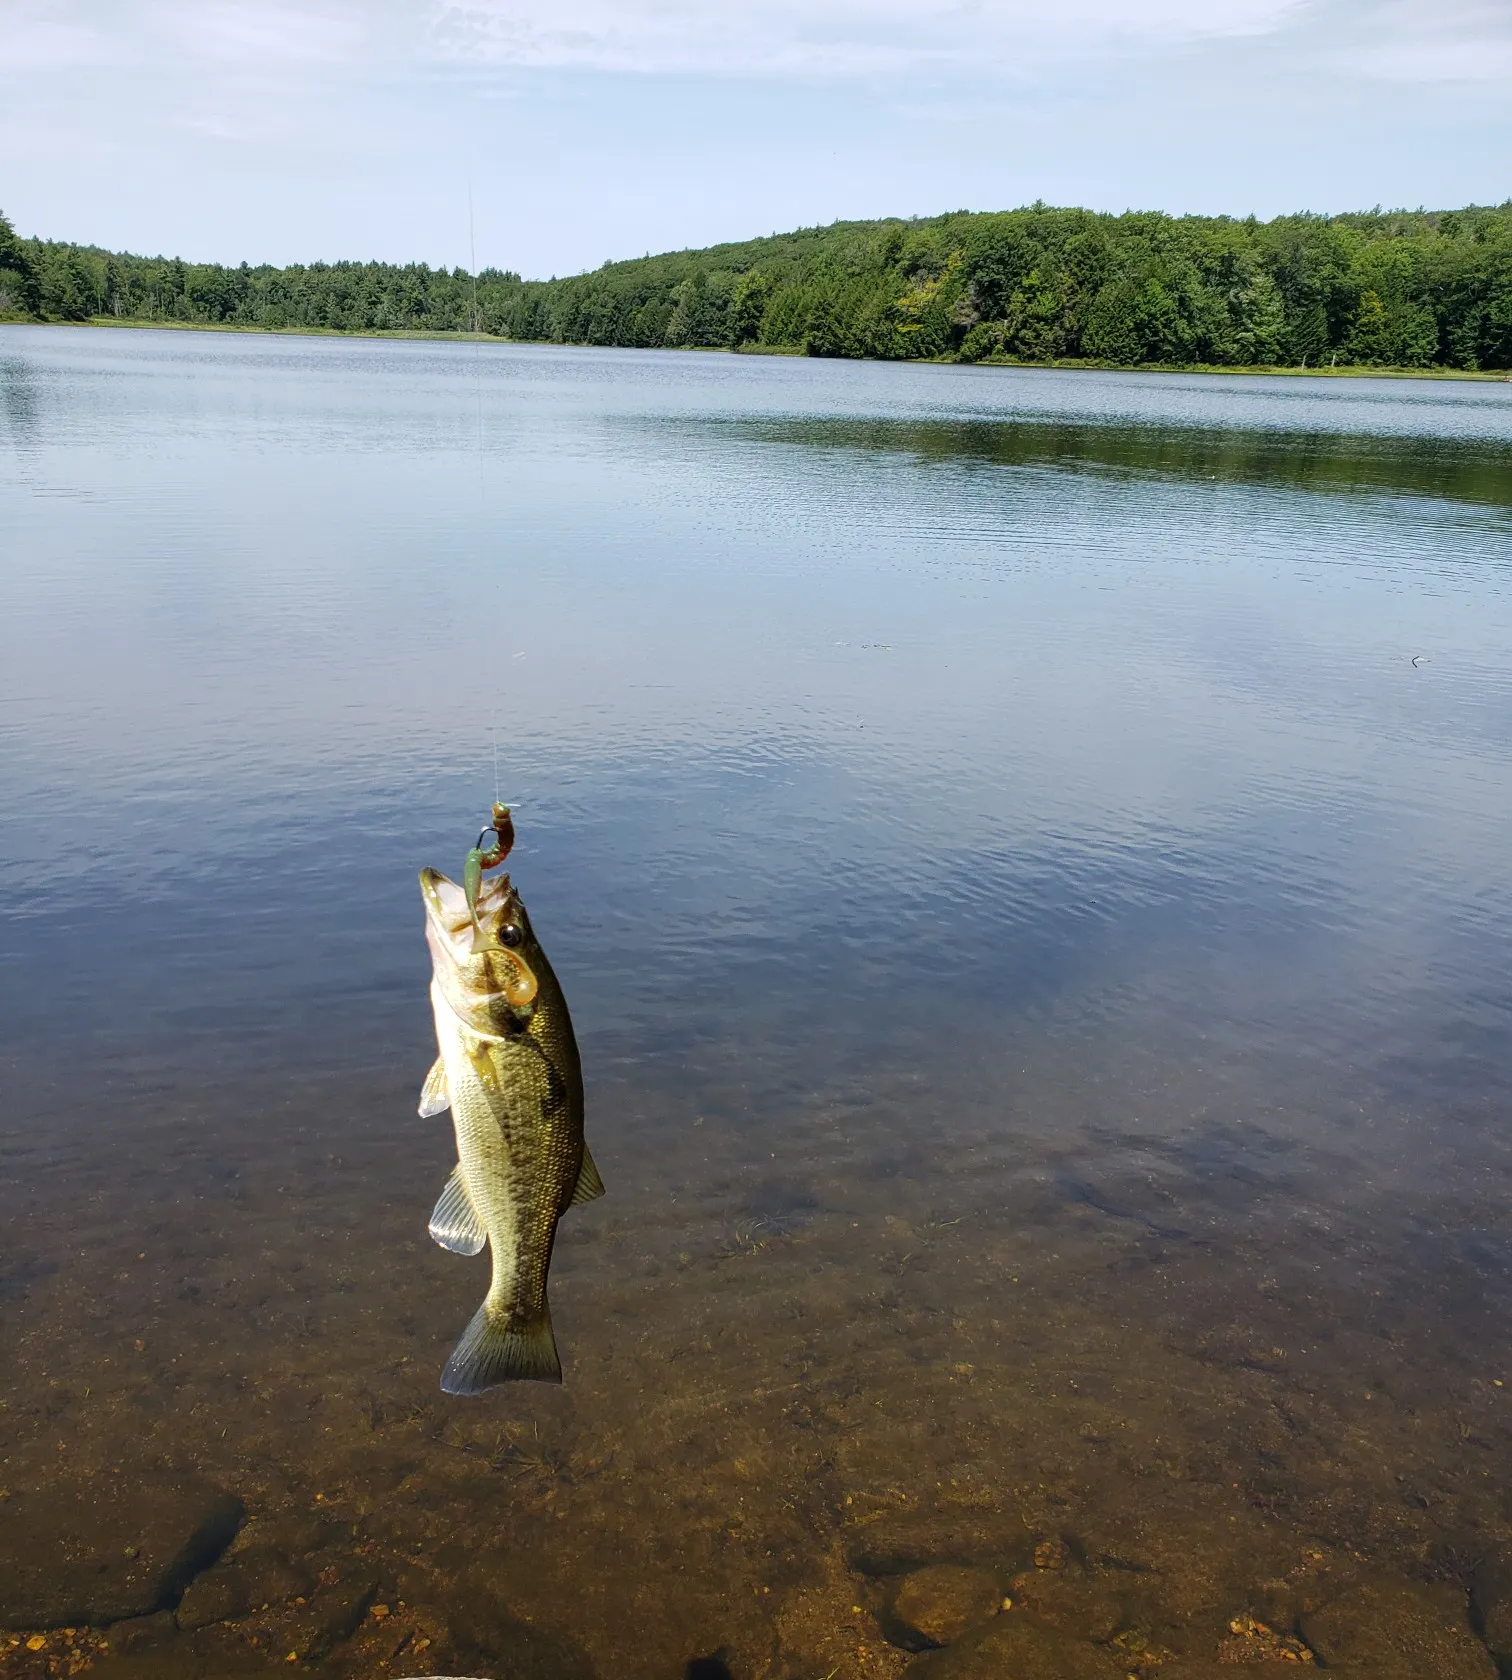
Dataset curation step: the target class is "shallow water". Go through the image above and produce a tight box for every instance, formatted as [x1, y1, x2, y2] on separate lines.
[3, 329, 1512, 1679]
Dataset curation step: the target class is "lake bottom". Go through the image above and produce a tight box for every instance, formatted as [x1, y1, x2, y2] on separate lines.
[5, 1007, 1512, 1680]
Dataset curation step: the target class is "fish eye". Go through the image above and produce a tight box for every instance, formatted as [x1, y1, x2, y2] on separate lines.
[499, 923, 523, 948]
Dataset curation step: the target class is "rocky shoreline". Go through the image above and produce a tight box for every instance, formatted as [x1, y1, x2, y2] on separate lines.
[4, 1476, 1512, 1680]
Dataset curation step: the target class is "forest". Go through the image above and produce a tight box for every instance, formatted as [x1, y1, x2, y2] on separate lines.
[3, 201, 1511, 371]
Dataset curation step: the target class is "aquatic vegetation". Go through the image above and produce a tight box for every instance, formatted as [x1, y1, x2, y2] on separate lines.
[716, 1212, 798, 1259]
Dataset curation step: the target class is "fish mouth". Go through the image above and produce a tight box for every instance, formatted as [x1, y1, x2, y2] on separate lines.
[420, 867, 476, 957]
[420, 867, 539, 1006]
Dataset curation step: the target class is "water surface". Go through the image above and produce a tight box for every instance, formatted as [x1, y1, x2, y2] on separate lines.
[3, 330, 1512, 1679]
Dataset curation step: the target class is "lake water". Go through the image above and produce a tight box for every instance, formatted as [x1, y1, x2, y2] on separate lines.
[3, 328, 1512, 1680]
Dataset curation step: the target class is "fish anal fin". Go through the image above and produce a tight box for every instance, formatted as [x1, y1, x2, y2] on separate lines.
[418, 1057, 450, 1118]
[429, 1166, 486, 1256]
[441, 1303, 562, 1393]
[567, 1142, 606, 1208]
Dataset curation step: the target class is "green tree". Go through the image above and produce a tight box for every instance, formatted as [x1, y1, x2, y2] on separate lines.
[1287, 301, 1329, 366]
[1482, 275, 1512, 369]
[1001, 268, 1075, 360]
[1084, 273, 1194, 364]
[1225, 271, 1287, 364]
[1343, 289, 1438, 365]
[727, 271, 771, 345]
[7, 199, 1510, 371]
[0, 209, 41, 317]
[663, 270, 726, 347]
[38, 246, 97, 320]
[957, 320, 1008, 361]
[803, 297, 848, 357]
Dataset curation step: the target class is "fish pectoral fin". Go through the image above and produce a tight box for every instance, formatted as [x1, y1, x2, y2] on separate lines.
[418, 1057, 451, 1118]
[429, 1166, 487, 1256]
[567, 1142, 606, 1209]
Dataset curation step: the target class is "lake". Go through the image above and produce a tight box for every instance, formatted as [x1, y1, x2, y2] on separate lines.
[2, 327, 1512, 1680]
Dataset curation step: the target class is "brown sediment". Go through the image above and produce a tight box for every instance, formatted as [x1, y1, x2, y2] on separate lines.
[3, 1040, 1512, 1679]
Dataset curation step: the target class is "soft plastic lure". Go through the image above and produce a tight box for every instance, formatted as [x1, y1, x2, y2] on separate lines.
[463, 803, 516, 954]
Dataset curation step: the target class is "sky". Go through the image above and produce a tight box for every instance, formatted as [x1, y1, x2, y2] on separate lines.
[3, 0, 1510, 278]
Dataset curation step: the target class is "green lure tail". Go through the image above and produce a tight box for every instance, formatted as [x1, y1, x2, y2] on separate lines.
[463, 846, 486, 940]
[464, 804, 515, 955]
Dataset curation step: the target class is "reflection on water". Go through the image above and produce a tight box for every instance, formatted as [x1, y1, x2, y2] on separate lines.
[2, 329, 1512, 1679]
[729, 412, 1512, 509]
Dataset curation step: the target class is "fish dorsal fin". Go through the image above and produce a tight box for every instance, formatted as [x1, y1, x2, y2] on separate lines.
[430, 1166, 486, 1255]
[418, 1057, 450, 1118]
[567, 1143, 606, 1208]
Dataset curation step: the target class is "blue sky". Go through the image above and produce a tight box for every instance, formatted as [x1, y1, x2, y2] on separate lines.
[3, 0, 1509, 278]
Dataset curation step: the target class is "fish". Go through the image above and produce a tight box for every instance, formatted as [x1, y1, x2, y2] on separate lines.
[418, 860, 603, 1392]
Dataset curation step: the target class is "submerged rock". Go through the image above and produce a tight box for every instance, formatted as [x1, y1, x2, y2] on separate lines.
[907, 1612, 1125, 1678]
[846, 1508, 1034, 1581]
[886, 1564, 1003, 1648]
[177, 1541, 334, 1634]
[175, 1567, 252, 1631]
[1006, 1567, 1123, 1643]
[111, 1609, 180, 1654]
[234, 1544, 317, 1610]
[307, 1576, 380, 1653]
[1473, 1544, 1512, 1670]
[244, 1574, 382, 1665]
[0, 1475, 244, 1629]
[1300, 1576, 1495, 1679]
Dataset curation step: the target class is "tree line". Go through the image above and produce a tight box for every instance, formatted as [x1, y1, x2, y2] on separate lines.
[4, 201, 1511, 371]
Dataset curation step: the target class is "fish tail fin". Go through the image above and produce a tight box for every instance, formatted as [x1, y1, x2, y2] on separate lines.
[440, 1302, 562, 1393]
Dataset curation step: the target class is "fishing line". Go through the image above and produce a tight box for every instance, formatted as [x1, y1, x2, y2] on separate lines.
[468, 181, 480, 336]
[467, 123, 490, 813]
[467, 174, 484, 478]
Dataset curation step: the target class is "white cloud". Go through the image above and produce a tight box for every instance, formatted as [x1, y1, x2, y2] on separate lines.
[0, 0, 397, 70]
[7, 0, 1512, 84]
[1345, 0, 1512, 83]
[0, 7, 118, 69]
[3, 0, 1508, 277]
[172, 2, 368, 64]
[5, 0, 1308, 78]
[430, 0, 1305, 76]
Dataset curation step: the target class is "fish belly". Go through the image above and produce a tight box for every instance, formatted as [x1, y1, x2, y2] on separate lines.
[449, 1066, 536, 1319]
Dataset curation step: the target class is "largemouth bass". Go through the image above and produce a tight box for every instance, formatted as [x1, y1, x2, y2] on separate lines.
[419, 861, 603, 1392]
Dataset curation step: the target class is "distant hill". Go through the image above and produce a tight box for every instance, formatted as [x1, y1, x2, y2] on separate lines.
[4, 202, 1511, 372]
